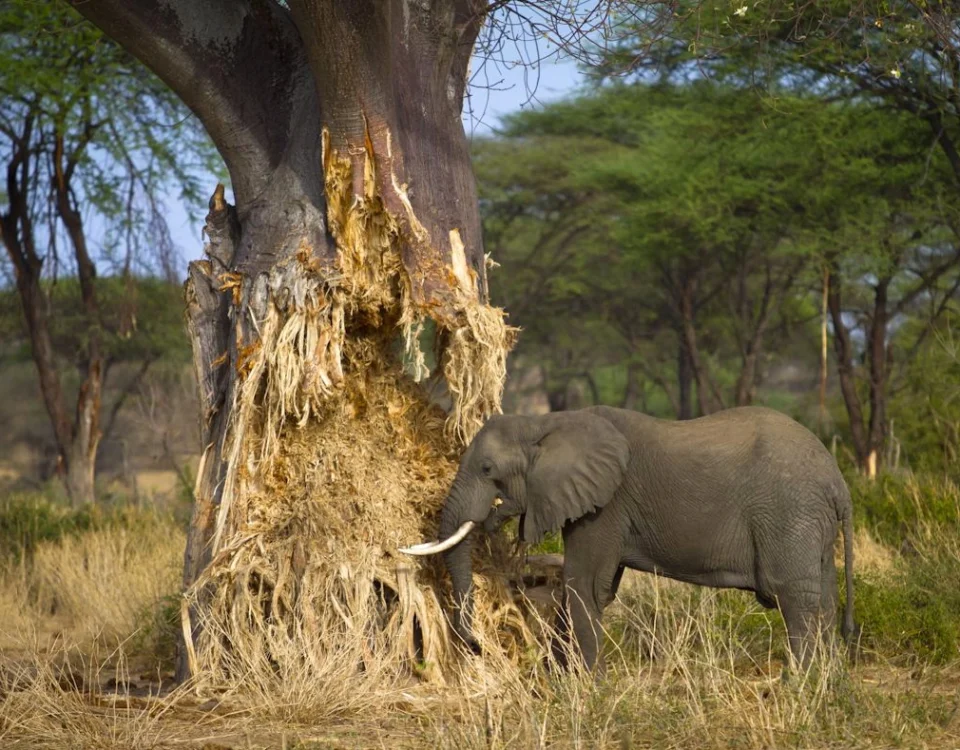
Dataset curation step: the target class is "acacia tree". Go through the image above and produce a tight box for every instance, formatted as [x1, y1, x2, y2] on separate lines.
[479, 84, 817, 418]
[65, 0, 621, 685]
[0, 1, 210, 505]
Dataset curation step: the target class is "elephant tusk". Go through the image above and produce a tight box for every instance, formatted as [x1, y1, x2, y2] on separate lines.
[398, 521, 476, 555]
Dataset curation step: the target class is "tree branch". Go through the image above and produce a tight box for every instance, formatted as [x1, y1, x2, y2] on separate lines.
[101, 357, 154, 446]
[893, 246, 960, 316]
[68, 0, 315, 208]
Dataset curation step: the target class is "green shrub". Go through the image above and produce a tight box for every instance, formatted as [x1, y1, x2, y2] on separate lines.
[0, 490, 174, 563]
[132, 592, 181, 672]
[854, 557, 960, 665]
[851, 472, 960, 549]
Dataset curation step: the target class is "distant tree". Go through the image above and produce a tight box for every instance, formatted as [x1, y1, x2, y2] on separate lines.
[598, 1, 960, 186]
[479, 81, 960, 470]
[590, 2, 960, 473]
[0, 276, 191, 454]
[478, 84, 816, 418]
[0, 0, 214, 504]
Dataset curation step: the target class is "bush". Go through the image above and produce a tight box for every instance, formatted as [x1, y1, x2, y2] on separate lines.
[850, 473, 960, 549]
[132, 592, 181, 672]
[845, 472, 960, 664]
[855, 570, 960, 665]
[0, 489, 177, 562]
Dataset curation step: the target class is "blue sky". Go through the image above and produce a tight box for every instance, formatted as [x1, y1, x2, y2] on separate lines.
[166, 54, 584, 269]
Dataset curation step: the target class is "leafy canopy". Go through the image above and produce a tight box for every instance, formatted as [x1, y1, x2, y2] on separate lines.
[0, 0, 222, 280]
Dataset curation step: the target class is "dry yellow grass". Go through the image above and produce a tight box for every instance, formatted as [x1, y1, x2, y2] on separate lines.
[0, 521, 184, 654]
[0, 507, 958, 749]
[852, 526, 898, 578]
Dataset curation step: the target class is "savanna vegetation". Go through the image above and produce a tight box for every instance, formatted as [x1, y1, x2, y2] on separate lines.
[1, 0, 959, 748]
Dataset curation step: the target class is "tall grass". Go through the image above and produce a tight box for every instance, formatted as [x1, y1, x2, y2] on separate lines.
[0, 641, 200, 750]
[420, 576, 956, 749]
[0, 494, 184, 661]
[0, 472, 958, 748]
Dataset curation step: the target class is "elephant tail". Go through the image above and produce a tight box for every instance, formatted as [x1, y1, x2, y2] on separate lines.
[839, 492, 858, 645]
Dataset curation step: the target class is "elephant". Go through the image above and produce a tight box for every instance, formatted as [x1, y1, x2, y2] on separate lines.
[401, 405, 856, 672]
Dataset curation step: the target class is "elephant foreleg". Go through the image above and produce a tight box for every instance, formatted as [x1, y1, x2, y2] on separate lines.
[552, 519, 623, 674]
[555, 563, 622, 674]
[550, 579, 607, 673]
[564, 581, 606, 673]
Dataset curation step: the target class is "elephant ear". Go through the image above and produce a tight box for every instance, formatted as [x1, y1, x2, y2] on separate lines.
[522, 411, 630, 544]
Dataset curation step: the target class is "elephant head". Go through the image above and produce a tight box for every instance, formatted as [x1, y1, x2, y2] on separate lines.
[400, 410, 630, 651]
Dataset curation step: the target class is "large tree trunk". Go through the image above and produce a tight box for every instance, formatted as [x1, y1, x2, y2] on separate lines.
[71, 0, 522, 687]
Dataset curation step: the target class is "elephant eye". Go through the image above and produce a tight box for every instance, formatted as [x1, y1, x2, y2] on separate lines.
[481, 461, 494, 477]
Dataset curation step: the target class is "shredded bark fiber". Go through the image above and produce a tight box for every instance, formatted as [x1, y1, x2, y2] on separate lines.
[181, 129, 526, 688]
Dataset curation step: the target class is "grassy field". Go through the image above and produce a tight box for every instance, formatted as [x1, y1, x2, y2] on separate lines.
[0, 473, 958, 749]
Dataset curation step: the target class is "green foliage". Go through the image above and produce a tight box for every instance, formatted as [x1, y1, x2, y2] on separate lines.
[0, 276, 190, 366]
[132, 592, 181, 672]
[0, 0, 222, 273]
[851, 473, 960, 548]
[480, 80, 960, 424]
[855, 559, 960, 665]
[600, 0, 960, 142]
[845, 472, 959, 664]
[529, 530, 563, 555]
[886, 317, 960, 477]
[0, 488, 178, 563]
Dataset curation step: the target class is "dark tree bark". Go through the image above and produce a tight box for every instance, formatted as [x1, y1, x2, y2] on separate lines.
[828, 266, 892, 477]
[828, 245, 960, 477]
[621, 363, 642, 410]
[676, 337, 694, 420]
[818, 265, 829, 435]
[677, 272, 721, 416]
[70, 0, 514, 684]
[730, 261, 774, 407]
[827, 268, 871, 472]
[0, 109, 104, 506]
[865, 277, 891, 478]
[547, 386, 569, 412]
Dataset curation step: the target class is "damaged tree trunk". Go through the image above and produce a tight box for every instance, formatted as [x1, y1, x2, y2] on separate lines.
[72, 0, 521, 686]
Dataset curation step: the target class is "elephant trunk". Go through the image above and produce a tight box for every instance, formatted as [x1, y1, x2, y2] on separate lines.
[438, 490, 481, 653]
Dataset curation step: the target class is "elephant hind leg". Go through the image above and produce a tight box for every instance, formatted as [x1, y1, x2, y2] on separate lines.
[755, 591, 778, 609]
[819, 544, 839, 637]
[778, 588, 824, 669]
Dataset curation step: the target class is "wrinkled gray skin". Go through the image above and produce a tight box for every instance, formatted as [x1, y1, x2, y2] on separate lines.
[437, 405, 856, 672]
